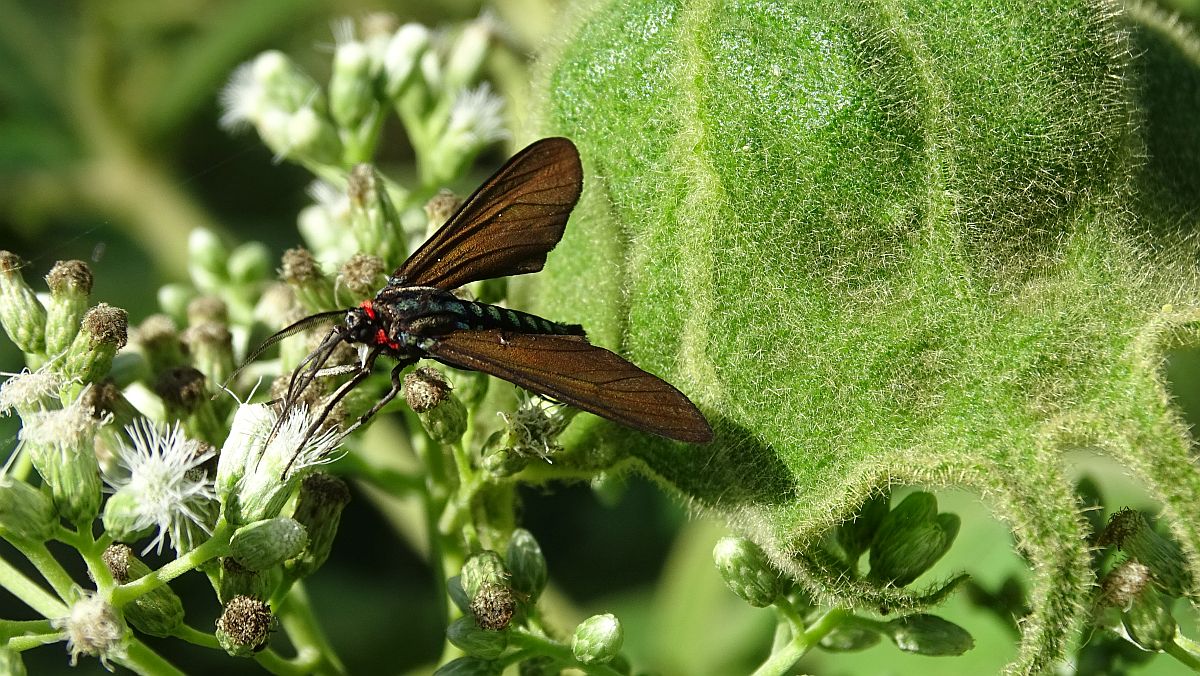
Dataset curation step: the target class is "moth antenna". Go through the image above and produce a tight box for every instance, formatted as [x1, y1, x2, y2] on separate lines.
[215, 308, 348, 399]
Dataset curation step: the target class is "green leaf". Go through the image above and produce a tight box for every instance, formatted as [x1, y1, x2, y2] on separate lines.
[535, 0, 1200, 671]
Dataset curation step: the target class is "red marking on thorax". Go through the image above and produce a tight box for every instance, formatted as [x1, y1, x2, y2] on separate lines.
[360, 299, 376, 319]
[374, 328, 399, 350]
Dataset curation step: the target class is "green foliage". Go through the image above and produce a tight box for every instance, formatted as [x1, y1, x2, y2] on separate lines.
[538, 0, 1200, 671]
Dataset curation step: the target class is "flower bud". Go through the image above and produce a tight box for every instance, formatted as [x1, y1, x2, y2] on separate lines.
[383, 24, 430, 99]
[424, 190, 463, 234]
[713, 536, 782, 608]
[330, 41, 377, 130]
[216, 595, 274, 657]
[339, 253, 387, 298]
[254, 50, 324, 113]
[461, 550, 508, 600]
[102, 487, 158, 544]
[230, 518, 307, 572]
[0, 251, 47, 354]
[286, 107, 343, 167]
[280, 247, 335, 312]
[21, 401, 103, 526]
[0, 478, 57, 542]
[1121, 582, 1177, 652]
[572, 614, 623, 665]
[187, 296, 229, 327]
[155, 366, 222, 444]
[443, 20, 492, 91]
[188, 228, 230, 293]
[228, 242, 273, 287]
[134, 315, 187, 375]
[505, 528, 547, 600]
[348, 164, 405, 267]
[836, 491, 890, 562]
[215, 403, 272, 503]
[405, 367, 467, 445]
[103, 544, 184, 637]
[157, 284, 197, 322]
[182, 322, 234, 387]
[44, 260, 93, 356]
[885, 613, 974, 656]
[433, 656, 501, 676]
[60, 304, 127, 385]
[1099, 559, 1153, 612]
[218, 558, 281, 605]
[819, 623, 882, 652]
[1100, 509, 1192, 598]
[0, 367, 63, 418]
[447, 616, 508, 659]
[868, 492, 959, 587]
[480, 442, 527, 479]
[286, 473, 351, 580]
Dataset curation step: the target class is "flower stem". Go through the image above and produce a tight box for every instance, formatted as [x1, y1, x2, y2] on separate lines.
[9, 542, 74, 605]
[0, 553, 67, 618]
[6, 631, 63, 652]
[111, 520, 233, 607]
[751, 608, 848, 676]
[170, 623, 220, 649]
[113, 637, 185, 676]
[1166, 634, 1200, 670]
[505, 630, 626, 676]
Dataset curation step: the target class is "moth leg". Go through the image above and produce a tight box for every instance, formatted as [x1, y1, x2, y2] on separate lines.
[281, 350, 380, 478]
[339, 359, 416, 438]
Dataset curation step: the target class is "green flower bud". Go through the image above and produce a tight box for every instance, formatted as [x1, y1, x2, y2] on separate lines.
[868, 492, 959, 587]
[22, 401, 103, 526]
[134, 314, 187, 376]
[433, 656, 501, 676]
[0, 251, 48, 354]
[44, 260, 93, 357]
[216, 595, 274, 657]
[154, 366, 222, 445]
[447, 575, 470, 614]
[81, 379, 139, 430]
[186, 296, 229, 327]
[713, 536, 782, 608]
[157, 284, 197, 323]
[0, 478, 57, 542]
[286, 473, 351, 580]
[424, 190, 463, 235]
[61, 304, 127, 385]
[819, 623, 882, 652]
[885, 614, 974, 656]
[836, 491, 890, 563]
[572, 613, 624, 665]
[505, 528, 547, 600]
[348, 164, 405, 267]
[405, 367, 467, 445]
[443, 20, 491, 91]
[384, 23, 430, 99]
[286, 107, 343, 167]
[447, 616, 508, 659]
[255, 50, 324, 113]
[330, 41, 376, 130]
[1121, 583, 1177, 652]
[1098, 559, 1153, 612]
[181, 322, 234, 388]
[480, 433, 527, 479]
[280, 247, 335, 312]
[230, 518, 308, 572]
[461, 550, 509, 600]
[0, 647, 26, 675]
[339, 253, 387, 298]
[470, 583, 516, 631]
[218, 558, 281, 605]
[1101, 509, 1192, 598]
[102, 488, 158, 544]
[188, 228, 230, 293]
[228, 242, 273, 287]
[103, 544, 184, 638]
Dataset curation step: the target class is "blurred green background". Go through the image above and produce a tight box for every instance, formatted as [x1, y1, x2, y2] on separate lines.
[2, 0, 1199, 673]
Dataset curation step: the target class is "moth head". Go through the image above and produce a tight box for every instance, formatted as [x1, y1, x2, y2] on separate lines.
[343, 305, 379, 344]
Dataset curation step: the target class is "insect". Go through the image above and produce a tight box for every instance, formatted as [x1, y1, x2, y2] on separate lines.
[246, 138, 712, 464]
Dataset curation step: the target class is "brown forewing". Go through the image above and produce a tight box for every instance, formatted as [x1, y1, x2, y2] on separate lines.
[427, 329, 713, 443]
[394, 137, 583, 290]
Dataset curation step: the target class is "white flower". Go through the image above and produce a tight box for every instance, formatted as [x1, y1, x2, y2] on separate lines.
[0, 367, 64, 417]
[53, 590, 124, 668]
[219, 403, 344, 524]
[103, 420, 216, 555]
[499, 393, 572, 462]
[447, 83, 508, 146]
[218, 61, 262, 131]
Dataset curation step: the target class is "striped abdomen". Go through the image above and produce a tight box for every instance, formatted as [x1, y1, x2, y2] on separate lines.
[457, 300, 584, 336]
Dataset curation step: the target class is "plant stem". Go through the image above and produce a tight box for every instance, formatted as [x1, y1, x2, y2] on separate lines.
[6, 631, 63, 652]
[276, 583, 347, 676]
[1166, 635, 1200, 670]
[114, 637, 185, 676]
[171, 623, 220, 649]
[505, 631, 625, 676]
[751, 608, 848, 676]
[111, 520, 233, 607]
[0, 554, 67, 618]
[11, 542, 75, 603]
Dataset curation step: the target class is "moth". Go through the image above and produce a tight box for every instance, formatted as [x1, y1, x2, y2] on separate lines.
[248, 138, 712, 459]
